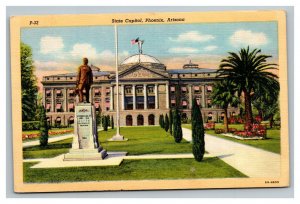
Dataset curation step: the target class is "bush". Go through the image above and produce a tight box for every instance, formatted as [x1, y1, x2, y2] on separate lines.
[111, 115, 114, 129]
[191, 98, 205, 162]
[164, 114, 169, 132]
[22, 121, 40, 131]
[215, 129, 225, 134]
[173, 108, 183, 143]
[169, 110, 173, 135]
[39, 105, 49, 147]
[204, 122, 215, 130]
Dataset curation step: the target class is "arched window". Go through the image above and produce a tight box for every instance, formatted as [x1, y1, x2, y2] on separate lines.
[126, 115, 133, 126]
[137, 115, 144, 126]
[148, 114, 155, 125]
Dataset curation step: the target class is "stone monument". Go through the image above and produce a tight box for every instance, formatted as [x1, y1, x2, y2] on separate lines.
[64, 58, 107, 161]
[64, 103, 107, 161]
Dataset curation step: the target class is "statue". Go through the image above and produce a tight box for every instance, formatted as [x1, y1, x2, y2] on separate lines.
[76, 58, 93, 103]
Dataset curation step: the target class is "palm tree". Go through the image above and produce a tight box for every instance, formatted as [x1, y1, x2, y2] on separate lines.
[211, 80, 239, 132]
[217, 47, 279, 125]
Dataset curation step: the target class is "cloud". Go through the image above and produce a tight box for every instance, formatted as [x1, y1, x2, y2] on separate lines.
[70, 43, 98, 59]
[169, 31, 215, 42]
[168, 47, 199, 54]
[204, 45, 218, 51]
[34, 60, 77, 71]
[230, 30, 268, 47]
[40, 36, 64, 54]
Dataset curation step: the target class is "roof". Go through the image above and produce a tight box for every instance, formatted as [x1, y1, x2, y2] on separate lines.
[45, 70, 111, 77]
[167, 68, 217, 74]
[121, 54, 161, 65]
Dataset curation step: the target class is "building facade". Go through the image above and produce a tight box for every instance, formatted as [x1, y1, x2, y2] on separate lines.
[42, 54, 239, 126]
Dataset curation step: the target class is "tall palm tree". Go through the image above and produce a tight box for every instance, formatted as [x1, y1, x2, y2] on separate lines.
[211, 80, 239, 132]
[217, 47, 279, 125]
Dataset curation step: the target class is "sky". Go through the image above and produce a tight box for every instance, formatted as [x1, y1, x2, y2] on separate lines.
[21, 21, 278, 86]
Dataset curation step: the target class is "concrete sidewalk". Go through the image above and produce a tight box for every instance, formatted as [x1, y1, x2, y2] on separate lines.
[24, 152, 214, 169]
[22, 134, 74, 148]
[182, 127, 280, 178]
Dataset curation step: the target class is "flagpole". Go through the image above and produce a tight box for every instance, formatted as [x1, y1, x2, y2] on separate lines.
[109, 24, 126, 141]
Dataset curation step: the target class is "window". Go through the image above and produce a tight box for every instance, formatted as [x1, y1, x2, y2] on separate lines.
[206, 85, 213, 93]
[136, 86, 143, 94]
[170, 86, 175, 93]
[46, 103, 51, 112]
[182, 100, 188, 109]
[46, 89, 51, 97]
[56, 103, 63, 112]
[147, 86, 154, 94]
[69, 89, 75, 97]
[68, 103, 74, 112]
[207, 99, 212, 108]
[181, 86, 187, 93]
[56, 90, 63, 97]
[125, 86, 132, 94]
[94, 88, 101, 97]
[194, 86, 200, 93]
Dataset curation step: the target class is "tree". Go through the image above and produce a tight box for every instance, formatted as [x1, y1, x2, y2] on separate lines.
[161, 115, 165, 129]
[211, 80, 239, 132]
[173, 108, 183, 143]
[169, 109, 173, 135]
[111, 115, 114, 129]
[164, 114, 169, 132]
[252, 82, 280, 127]
[39, 105, 49, 147]
[218, 47, 279, 125]
[103, 115, 108, 131]
[107, 115, 111, 127]
[191, 98, 205, 162]
[21, 42, 38, 121]
[159, 114, 163, 128]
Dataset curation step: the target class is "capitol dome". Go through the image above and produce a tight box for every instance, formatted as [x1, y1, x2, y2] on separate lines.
[121, 54, 161, 65]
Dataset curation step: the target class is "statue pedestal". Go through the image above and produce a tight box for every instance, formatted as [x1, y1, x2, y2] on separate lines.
[64, 103, 107, 161]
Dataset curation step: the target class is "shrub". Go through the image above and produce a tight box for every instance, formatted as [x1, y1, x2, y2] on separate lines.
[191, 98, 205, 162]
[164, 114, 169, 132]
[204, 122, 215, 130]
[111, 115, 114, 129]
[169, 109, 173, 135]
[173, 108, 182, 143]
[22, 121, 39, 131]
[215, 129, 225, 134]
[39, 105, 49, 147]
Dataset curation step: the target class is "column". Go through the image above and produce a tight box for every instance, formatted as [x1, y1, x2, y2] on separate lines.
[201, 85, 205, 108]
[43, 87, 46, 106]
[188, 85, 192, 109]
[51, 89, 54, 112]
[63, 88, 67, 112]
[166, 83, 169, 109]
[133, 85, 136, 110]
[121, 84, 124, 110]
[144, 84, 147, 110]
[155, 84, 158, 109]
[110, 86, 114, 111]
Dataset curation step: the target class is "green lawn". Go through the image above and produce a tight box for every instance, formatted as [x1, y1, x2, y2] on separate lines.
[23, 126, 192, 159]
[24, 157, 247, 183]
[182, 124, 280, 154]
[99, 126, 193, 155]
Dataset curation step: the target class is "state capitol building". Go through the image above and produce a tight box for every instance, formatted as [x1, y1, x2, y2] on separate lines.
[42, 53, 239, 127]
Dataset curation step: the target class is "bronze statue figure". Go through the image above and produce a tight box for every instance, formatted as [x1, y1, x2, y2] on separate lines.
[76, 58, 93, 103]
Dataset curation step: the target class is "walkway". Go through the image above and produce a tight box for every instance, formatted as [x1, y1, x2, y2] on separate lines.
[24, 152, 215, 169]
[182, 127, 280, 178]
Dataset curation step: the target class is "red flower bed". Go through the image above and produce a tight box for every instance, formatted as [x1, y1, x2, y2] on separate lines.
[234, 123, 267, 138]
[204, 122, 215, 130]
[22, 129, 73, 140]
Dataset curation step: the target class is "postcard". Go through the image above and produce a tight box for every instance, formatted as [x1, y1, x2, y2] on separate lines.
[10, 10, 289, 192]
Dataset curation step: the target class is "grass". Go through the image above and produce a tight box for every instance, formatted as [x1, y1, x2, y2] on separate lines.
[182, 124, 280, 154]
[99, 126, 193, 155]
[24, 157, 247, 183]
[23, 139, 72, 159]
[23, 126, 193, 159]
